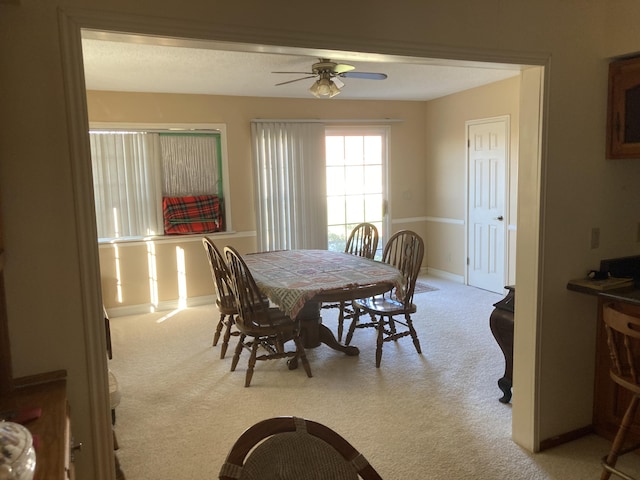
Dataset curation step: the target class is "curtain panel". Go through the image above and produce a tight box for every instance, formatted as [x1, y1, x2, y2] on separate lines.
[251, 122, 328, 251]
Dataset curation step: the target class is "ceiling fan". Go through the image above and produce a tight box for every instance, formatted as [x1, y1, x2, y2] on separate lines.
[273, 58, 388, 98]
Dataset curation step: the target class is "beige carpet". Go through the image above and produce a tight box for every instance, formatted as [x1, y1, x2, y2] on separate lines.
[108, 276, 635, 479]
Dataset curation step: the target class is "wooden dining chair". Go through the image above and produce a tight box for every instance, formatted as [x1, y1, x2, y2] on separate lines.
[323, 223, 379, 342]
[202, 237, 240, 359]
[224, 246, 312, 387]
[346, 230, 424, 367]
[600, 303, 640, 480]
[219, 416, 382, 480]
[345, 222, 379, 260]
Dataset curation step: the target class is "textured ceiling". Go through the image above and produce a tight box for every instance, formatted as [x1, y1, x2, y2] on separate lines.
[81, 32, 523, 101]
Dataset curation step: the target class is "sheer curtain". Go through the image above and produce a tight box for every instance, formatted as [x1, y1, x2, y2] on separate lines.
[251, 121, 327, 251]
[159, 133, 220, 196]
[89, 132, 163, 238]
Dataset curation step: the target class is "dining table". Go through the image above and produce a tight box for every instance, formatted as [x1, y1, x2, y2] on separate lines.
[243, 249, 405, 357]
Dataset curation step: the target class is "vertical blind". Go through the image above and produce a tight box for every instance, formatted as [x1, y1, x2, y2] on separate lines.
[90, 132, 164, 238]
[251, 121, 328, 251]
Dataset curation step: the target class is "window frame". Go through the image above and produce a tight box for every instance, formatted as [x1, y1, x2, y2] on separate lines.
[89, 122, 232, 243]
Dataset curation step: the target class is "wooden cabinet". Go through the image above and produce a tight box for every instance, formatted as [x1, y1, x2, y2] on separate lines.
[607, 56, 640, 159]
[0, 371, 75, 479]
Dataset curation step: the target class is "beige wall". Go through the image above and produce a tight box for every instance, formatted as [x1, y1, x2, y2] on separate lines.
[4, 1, 640, 478]
[91, 78, 519, 311]
[88, 91, 428, 310]
[424, 76, 520, 282]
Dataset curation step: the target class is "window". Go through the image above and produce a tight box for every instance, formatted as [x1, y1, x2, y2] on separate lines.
[325, 127, 388, 257]
[89, 123, 230, 240]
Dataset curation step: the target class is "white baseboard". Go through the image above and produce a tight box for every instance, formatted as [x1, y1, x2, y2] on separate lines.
[425, 267, 464, 284]
[106, 295, 216, 318]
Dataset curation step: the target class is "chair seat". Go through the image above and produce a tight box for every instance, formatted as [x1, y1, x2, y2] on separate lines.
[108, 369, 121, 409]
[216, 295, 238, 316]
[236, 307, 298, 336]
[353, 296, 417, 316]
[238, 432, 359, 480]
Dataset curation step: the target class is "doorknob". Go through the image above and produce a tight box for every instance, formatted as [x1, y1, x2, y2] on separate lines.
[495, 216, 504, 221]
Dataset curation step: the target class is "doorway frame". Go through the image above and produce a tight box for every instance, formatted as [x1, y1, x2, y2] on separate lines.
[465, 115, 511, 293]
[58, 9, 549, 478]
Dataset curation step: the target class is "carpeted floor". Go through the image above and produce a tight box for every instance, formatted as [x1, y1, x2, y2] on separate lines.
[108, 276, 638, 479]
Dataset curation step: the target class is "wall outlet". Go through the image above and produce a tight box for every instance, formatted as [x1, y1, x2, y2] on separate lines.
[591, 227, 600, 249]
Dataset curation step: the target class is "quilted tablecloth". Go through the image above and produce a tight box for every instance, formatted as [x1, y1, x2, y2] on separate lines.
[243, 249, 404, 319]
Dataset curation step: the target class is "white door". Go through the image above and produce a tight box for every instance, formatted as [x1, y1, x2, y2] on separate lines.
[467, 118, 508, 294]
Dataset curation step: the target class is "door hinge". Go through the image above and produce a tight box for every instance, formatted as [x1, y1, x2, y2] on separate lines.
[466, 257, 470, 265]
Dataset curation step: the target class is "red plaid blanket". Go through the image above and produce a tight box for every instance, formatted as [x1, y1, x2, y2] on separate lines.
[163, 195, 222, 234]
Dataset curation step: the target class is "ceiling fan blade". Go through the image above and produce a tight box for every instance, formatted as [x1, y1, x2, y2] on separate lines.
[275, 75, 317, 86]
[340, 71, 388, 80]
[272, 71, 314, 75]
[333, 63, 355, 74]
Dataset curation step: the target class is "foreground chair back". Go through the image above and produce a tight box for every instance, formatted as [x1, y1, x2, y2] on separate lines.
[219, 416, 382, 480]
[224, 246, 312, 387]
[202, 237, 238, 358]
[600, 304, 640, 480]
[346, 230, 424, 367]
[324, 223, 380, 341]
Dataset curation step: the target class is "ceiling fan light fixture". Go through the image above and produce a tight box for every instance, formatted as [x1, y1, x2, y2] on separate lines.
[328, 81, 341, 98]
[309, 76, 341, 98]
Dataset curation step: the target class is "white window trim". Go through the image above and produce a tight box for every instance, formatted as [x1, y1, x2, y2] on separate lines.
[89, 122, 233, 242]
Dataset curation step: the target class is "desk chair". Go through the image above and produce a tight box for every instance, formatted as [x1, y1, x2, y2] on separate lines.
[323, 223, 379, 341]
[224, 246, 312, 387]
[346, 230, 424, 367]
[219, 416, 382, 480]
[601, 304, 640, 480]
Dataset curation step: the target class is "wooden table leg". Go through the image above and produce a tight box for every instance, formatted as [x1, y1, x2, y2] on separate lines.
[296, 301, 359, 355]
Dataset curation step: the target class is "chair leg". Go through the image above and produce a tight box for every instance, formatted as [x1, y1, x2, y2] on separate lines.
[345, 309, 360, 346]
[212, 314, 225, 347]
[294, 336, 313, 378]
[601, 395, 640, 480]
[406, 314, 422, 354]
[245, 341, 259, 387]
[389, 317, 397, 336]
[375, 316, 385, 368]
[220, 314, 234, 359]
[230, 334, 245, 372]
[337, 301, 345, 342]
